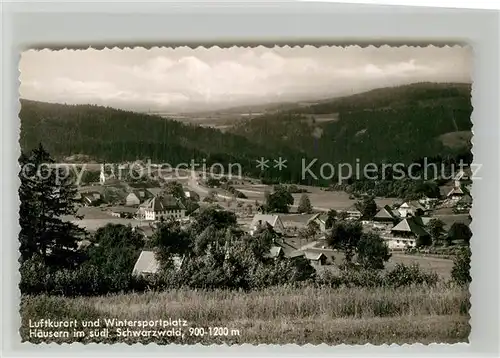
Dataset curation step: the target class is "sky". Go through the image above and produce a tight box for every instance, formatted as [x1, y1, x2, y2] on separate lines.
[20, 45, 472, 113]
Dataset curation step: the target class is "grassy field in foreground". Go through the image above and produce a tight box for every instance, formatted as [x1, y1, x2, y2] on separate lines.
[21, 285, 469, 345]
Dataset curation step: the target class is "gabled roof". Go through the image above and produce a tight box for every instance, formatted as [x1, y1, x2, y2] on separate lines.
[399, 201, 425, 211]
[132, 250, 183, 276]
[447, 186, 465, 197]
[250, 214, 282, 229]
[143, 194, 185, 212]
[307, 213, 328, 225]
[146, 188, 163, 197]
[391, 217, 429, 237]
[264, 246, 284, 259]
[304, 251, 328, 261]
[288, 250, 306, 259]
[374, 205, 400, 220]
[132, 250, 160, 275]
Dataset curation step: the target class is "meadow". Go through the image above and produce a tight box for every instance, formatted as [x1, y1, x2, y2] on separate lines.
[21, 284, 469, 345]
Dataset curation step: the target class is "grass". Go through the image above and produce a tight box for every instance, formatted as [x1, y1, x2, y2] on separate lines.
[21, 284, 470, 345]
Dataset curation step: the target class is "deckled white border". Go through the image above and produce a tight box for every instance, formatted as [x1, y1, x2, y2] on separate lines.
[2, 1, 499, 357]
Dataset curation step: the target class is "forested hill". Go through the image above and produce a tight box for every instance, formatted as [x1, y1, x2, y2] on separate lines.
[19, 82, 472, 184]
[231, 82, 473, 165]
[19, 99, 309, 181]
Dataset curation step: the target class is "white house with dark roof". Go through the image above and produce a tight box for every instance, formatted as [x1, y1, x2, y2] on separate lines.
[387, 216, 431, 249]
[249, 214, 285, 235]
[397, 201, 426, 218]
[142, 194, 186, 221]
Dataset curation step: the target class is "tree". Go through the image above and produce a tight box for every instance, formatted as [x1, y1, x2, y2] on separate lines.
[87, 224, 144, 276]
[325, 209, 337, 229]
[151, 219, 192, 270]
[451, 247, 471, 285]
[191, 206, 237, 235]
[447, 222, 472, 245]
[265, 185, 294, 213]
[356, 233, 392, 270]
[18, 144, 86, 269]
[426, 218, 446, 245]
[326, 221, 363, 265]
[164, 181, 186, 200]
[416, 234, 432, 248]
[297, 194, 313, 214]
[355, 197, 378, 220]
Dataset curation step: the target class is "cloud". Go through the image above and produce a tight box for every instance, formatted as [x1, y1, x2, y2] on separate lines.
[19, 46, 472, 112]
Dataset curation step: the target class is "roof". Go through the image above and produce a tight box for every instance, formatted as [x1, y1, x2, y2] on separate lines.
[250, 214, 281, 229]
[447, 186, 465, 197]
[391, 217, 429, 237]
[399, 201, 425, 211]
[374, 205, 400, 220]
[439, 185, 455, 197]
[304, 251, 328, 261]
[307, 213, 328, 225]
[146, 188, 163, 197]
[143, 194, 185, 212]
[132, 250, 183, 276]
[132, 250, 160, 275]
[288, 250, 306, 258]
[264, 246, 284, 259]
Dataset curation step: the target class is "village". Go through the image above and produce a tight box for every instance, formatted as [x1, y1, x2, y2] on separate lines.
[67, 162, 473, 279]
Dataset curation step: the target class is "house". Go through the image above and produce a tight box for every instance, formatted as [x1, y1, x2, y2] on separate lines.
[142, 194, 186, 221]
[125, 192, 141, 206]
[81, 192, 101, 206]
[303, 251, 328, 266]
[342, 205, 362, 220]
[287, 250, 306, 259]
[132, 250, 184, 277]
[447, 185, 467, 200]
[372, 205, 400, 229]
[397, 201, 426, 218]
[418, 195, 439, 210]
[307, 213, 328, 233]
[388, 216, 431, 249]
[264, 246, 285, 259]
[249, 214, 285, 235]
[145, 188, 163, 198]
[455, 194, 472, 212]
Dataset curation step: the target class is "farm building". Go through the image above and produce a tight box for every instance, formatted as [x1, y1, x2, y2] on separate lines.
[249, 214, 285, 235]
[307, 213, 329, 233]
[372, 205, 400, 228]
[125, 192, 141, 206]
[397, 201, 426, 218]
[387, 216, 431, 249]
[303, 251, 328, 266]
[132, 250, 184, 277]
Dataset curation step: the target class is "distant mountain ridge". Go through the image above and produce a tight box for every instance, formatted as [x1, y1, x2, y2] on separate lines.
[19, 82, 472, 184]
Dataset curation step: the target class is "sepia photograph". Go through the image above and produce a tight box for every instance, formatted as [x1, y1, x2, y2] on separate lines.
[18, 45, 473, 345]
